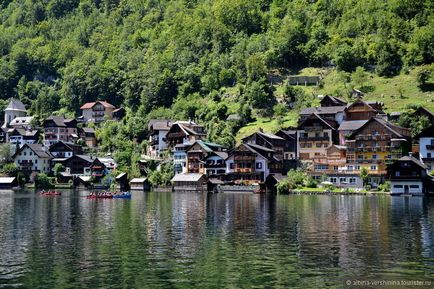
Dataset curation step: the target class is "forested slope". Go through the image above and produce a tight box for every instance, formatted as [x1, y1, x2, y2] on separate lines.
[0, 0, 433, 167]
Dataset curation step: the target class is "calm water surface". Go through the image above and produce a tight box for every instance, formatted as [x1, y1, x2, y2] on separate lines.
[0, 190, 433, 288]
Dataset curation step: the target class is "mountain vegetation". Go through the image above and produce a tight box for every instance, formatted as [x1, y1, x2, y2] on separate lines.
[0, 0, 433, 170]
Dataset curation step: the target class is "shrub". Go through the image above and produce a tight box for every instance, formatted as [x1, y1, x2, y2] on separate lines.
[35, 173, 54, 189]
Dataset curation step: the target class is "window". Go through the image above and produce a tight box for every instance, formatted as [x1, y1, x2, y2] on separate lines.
[334, 166, 339, 171]
[315, 152, 320, 156]
[357, 155, 364, 160]
[307, 143, 312, 148]
[395, 171, 400, 176]
[428, 153, 432, 158]
[330, 177, 337, 183]
[24, 152, 26, 156]
[256, 162, 262, 169]
[372, 130, 378, 135]
[340, 177, 347, 183]
[372, 154, 377, 159]
[35, 160, 38, 164]
[230, 163, 234, 169]
[410, 185, 419, 188]
[316, 143, 322, 148]
[355, 165, 361, 170]
[371, 165, 377, 170]
[347, 166, 354, 171]
[349, 178, 356, 184]
[394, 185, 403, 188]
[324, 132, 329, 138]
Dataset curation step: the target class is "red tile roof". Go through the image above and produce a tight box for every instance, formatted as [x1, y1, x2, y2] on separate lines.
[80, 101, 115, 110]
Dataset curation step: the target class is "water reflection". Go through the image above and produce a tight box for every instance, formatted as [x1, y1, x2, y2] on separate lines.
[0, 191, 433, 288]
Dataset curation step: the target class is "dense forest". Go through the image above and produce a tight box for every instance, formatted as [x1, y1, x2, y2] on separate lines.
[0, 0, 433, 172]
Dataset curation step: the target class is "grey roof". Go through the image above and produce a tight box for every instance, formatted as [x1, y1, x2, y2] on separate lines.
[338, 120, 368, 131]
[45, 116, 75, 127]
[12, 128, 38, 137]
[300, 106, 346, 115]
[399, 156, 427, 170]
[74, 155, 95, 163]
[257, 131, 284, 140]
[246, 143, 275, 153]
[82, 127, 95, 133]
[0, 177, 16, 184]
[10, 116, 33, 126]
[116, 172, 127, 180]
[171, 173, 205, 182]
[26, 144, 52, 158]
[6, 99, 26, 112]
[130, 178, 147, 183]
[213, 151, 228, 159]
[226, 114, 241, 121]
[148, 119, 172, 131]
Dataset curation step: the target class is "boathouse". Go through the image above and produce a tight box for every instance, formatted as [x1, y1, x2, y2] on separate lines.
[130, 178, 151, 191]
[0, 177, 18, 189]
[171, 173, 207, 192]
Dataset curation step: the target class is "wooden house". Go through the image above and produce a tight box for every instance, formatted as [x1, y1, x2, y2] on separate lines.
[320, 95, 347, 107]
[171, 173, 207, 192]
[130, 178, 151, 191]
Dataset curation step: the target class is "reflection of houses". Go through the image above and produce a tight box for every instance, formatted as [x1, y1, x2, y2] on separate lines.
[43, 116, 77, 146]
[80, 100, 116, 124]
[147, 119, 171, 157]
[297, 113, 337, 161]
[2, 99, 27, 128]
[13, 144, 52, 179]
[8, 128, 39, 147]
[345, 117, 411, 187]
[226, 143, 281, 183]
[165, 121, 206, 149]
[388, 155, 434, 195]
[185, 140, 226, 175]
[414, 124, 434, 172]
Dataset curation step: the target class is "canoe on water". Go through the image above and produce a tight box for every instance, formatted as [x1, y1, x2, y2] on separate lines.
[40, 191, 62, 196]
[113, 192, 131, 199]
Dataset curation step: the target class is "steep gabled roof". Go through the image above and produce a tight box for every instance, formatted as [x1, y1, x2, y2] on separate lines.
[347, 117, 410, 140]
[49, 141, 81, 152]
[14, 144, 52, 158]
[257, 131, 284, 140]
[320, 95, 347, 106]
[148, 119, 172, 131]
[44, 116, 76, 127]
[396, 156, 427, 170]
[6, 99, 26, 112]
[346, 99, 384, 113]
[338, 120, 368, 131]
[298, 113, 337, 130]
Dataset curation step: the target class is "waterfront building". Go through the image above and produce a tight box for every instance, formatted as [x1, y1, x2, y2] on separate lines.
[345, 117, 411, 187]
[49, 141, 82, 159]
[275, 129, 297, 160]
[185, 140, 226, 175]
[173, 142, 190, 174]
[13, 144, 52, 179]
[60, 155, 98, 176]
[226, 143, 281, 183]
[388, 155, 434, 195]
[171, 173, 207, 192]
[130, 178, 151, 191]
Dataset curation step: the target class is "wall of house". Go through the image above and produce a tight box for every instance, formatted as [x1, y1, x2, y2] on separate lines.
[14, 147, 51, 174]
[420, 137, 434, 159]
[82, 109, 93, 122]
[4, 110, 26, 127]
[297, 129, 333, 160]
[391, 180, 423, 195]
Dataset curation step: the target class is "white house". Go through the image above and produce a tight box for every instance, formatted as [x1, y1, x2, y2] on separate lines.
[13, 144, 53, 180]
[2, 99, 27, 128]
[147, 119, 171, 157]
[7, 128, 39, 147]
[415, 125, 434, 172]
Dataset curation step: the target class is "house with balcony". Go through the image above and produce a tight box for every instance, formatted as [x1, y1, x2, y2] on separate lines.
[165, 121, 206, 149]
[337, 120, 368, 145]
[297, 113, 337, 161]
[387, 155, 434, 196]
[226, 143, 281, 183]
[308, 145, 362, 188]
[242, 130, 285, 161]
[276, 129, 297, 161]
[414, 124, 434, 172]
[7, 128, 39, 147]
[147, 119, 172, 158]
[320, 95, 347, 107]
[80, 101, 116, 124]
[59, 155, 98, 176]
[173, 143, 190, 174]
[345, 117, 411, 187]
[43, 116, 78, 146]
[13, 144, 52, 180]
[344, 99, 384, 121]
[49, 141, 82, 160]
[185, 140, 226, 175]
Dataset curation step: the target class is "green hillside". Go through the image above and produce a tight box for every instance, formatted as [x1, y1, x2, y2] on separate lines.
[0, 0, 433, 172]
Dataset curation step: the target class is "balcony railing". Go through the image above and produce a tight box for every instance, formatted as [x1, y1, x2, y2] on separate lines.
[355, 134, 391, 141]
[299, 136, 329, 141]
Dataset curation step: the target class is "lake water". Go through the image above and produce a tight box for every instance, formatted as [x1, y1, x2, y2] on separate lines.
[0, 190, 433, 289]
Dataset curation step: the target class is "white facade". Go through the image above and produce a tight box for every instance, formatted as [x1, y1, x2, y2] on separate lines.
[225, 154, 270, 181]
[9, 135, 36, 147]
[391, 180, 424, 195]
[419, 137, 434, 171]
[3, 109, 26, 128]
[14, 147, 51, 174]
[148, 130, 169, 157]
